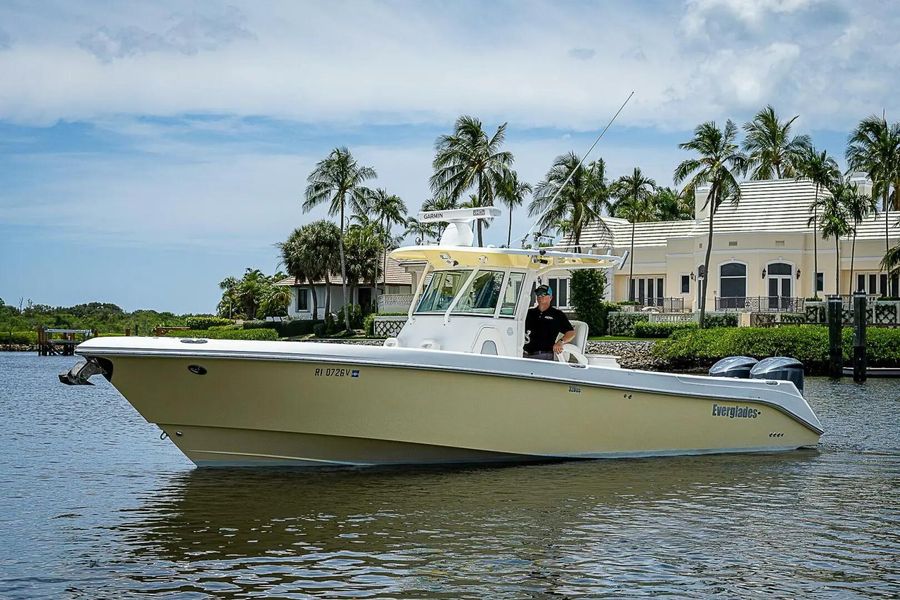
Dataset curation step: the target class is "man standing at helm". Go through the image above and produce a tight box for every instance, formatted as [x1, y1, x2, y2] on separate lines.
[523, 284, 575, 360]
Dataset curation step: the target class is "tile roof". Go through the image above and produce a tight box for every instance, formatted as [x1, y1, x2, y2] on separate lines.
[573, 179, 896, 248]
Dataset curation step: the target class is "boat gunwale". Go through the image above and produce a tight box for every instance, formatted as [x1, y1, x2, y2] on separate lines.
[77, 343, 824, 435]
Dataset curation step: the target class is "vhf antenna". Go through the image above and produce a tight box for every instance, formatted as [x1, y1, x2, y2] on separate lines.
[520, 90, 635, 247]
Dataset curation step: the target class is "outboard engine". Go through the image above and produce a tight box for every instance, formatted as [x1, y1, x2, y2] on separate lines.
[750, 356, 805, 393]
[709, 356, 758, 379]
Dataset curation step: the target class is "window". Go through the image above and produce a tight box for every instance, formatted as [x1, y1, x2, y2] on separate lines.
[857, 272, 899, 296]
[629, 277, 665, 304]
[719, 263, 747, 297]
[816, 272, 824, 293]
[548, 277, 570, 308]
[416, 270, 466, 312]
[499, 272, 525, 316]
[681, 275, 690, 294]
[453, 271, 504, 314]
[297, 289, 309, 311]
[728, 241, 737, 247]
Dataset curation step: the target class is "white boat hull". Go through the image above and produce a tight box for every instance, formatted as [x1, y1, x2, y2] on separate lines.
[76, 337, 822, 467]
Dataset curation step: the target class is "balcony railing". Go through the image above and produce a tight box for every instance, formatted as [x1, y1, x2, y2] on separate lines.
[631, 297, 687, 313]
[378, 293, 415, 312]
[714, 296, 805, 312]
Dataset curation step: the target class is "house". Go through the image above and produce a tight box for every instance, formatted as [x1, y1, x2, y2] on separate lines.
[561, 178, 897, 312]
[276, 255, 419, 320]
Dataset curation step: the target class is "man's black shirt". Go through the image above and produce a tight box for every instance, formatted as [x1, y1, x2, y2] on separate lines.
[524, 306, 574, 353]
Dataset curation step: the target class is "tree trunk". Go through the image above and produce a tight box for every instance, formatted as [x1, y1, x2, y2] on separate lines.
[507, 206, 513, 247]
[628, 220, 636, 301]
[850, 232, 857, 293]
[339, 200, 351, 331]
[813, 183, 819, 298]
[699, 194, 715, 328]
[308, 277, 318, 321]
[476, 173, 484, 247]
[383, 216, 389, 300]
[834, 235, 840, 295]
[325, 273, 331, 318]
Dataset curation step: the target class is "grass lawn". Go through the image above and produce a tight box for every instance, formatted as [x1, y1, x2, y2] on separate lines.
[588, 335, 662, 341]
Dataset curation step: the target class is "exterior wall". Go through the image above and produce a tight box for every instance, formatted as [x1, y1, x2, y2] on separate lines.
[287, 284, 415, 319]
[605, 229, 899, 312]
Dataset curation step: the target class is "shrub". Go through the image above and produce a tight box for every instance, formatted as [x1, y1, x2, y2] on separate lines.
[702, 312, 739, 328]
[0, 330, 38, 344]
[570, 270, 613, 335]
[364, 313, 376, 336]
[276, 319, 320, 338]
[162, 328, 278, 341]
[634, 321, 698, 338]
[241, 320, 279, 330]
[313, 322, 327, 337]
[185, 316, 233, 330]
[607, 312, 649, 336]
[651, 325, 900, 371]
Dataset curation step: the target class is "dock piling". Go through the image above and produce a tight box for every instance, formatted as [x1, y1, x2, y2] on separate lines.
[827, 295, 843, 378]
[852, 292, 867, 383]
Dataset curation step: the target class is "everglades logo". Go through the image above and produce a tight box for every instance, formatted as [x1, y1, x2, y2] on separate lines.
[712, 404, 760, 419]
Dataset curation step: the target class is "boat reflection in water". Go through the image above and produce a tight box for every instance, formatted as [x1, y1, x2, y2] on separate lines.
[66, 208, 822, 467]
[112, 453, 822, 596]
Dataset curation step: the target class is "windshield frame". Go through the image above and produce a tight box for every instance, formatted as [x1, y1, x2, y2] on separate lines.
[413, 267, 527, 320]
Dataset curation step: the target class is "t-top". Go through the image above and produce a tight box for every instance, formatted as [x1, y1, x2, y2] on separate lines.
[524, 306, 574, 354]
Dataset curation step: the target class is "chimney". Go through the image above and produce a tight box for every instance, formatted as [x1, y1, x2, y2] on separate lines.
[694, 184, 711, 222]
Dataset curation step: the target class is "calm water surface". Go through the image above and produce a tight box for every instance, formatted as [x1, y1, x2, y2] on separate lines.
[1, 353, 897, 598]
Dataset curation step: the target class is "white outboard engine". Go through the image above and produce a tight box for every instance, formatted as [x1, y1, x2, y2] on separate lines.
[709, 356, 758, 379]
[750, 356, 805, 394]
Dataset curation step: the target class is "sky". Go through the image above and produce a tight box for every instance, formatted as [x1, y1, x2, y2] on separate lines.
[1, 0, 898, 314]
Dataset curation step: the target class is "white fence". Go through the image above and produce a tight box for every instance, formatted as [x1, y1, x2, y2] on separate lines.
[378, 294, 415, 313]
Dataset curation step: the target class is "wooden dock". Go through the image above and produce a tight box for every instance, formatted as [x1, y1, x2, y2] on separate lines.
[37, 327, 95, 356]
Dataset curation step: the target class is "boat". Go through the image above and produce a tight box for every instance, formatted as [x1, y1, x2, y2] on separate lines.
[61, 208, 822, 467]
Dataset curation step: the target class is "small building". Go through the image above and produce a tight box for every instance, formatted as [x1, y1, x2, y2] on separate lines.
[276, 255, 418, 320]
[564, 178, 898, 312]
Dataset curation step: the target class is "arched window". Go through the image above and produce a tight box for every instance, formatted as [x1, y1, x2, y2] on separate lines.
[766, 262, 793, 310]
[719, 263, 747, 308]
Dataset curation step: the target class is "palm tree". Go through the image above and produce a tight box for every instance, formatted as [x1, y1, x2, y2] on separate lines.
[303, 147, 376, 330]
[611, 168, 657, 300]
[430, 116, 514, 246]
[742, 105, 811, 179]
[529, 153, 611, 251]
[847, 115, 900, 292]
[496, 170, 532, 247]
[367, 189, 408, 301]
[812, 180, 853, 294]
[306, 220, 342, 316]
[795, 146, 840, 298]
[674, 120, 748, 327]
[843, 180, 877, 291]
[217, 276, 239, 318]
[404, 217, 436, 245]
[653, 186, 693, 221]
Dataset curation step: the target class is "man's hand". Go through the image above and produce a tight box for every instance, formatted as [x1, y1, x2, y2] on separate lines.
[553, 341, 564, 354]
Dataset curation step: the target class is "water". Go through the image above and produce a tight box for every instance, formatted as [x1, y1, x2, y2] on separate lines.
[1, 353, 897, 599]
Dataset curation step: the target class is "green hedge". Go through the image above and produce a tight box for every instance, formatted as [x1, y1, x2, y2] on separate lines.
[185, 316, 234, 330]
[608, 312, 649, 336]
[0, 330, 38, 344]
[634, 321, 698, 338]
[276, 319, 321, 337]
[162, 328, 278, 341]
[702, 313, 739, 327]
[653, 325, 900, 370]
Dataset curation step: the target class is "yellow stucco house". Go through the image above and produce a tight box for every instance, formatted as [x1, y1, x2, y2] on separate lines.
[571, 178, 897, 312]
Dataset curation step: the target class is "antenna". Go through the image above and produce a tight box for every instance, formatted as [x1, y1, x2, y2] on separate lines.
[520, 90, 635, 246]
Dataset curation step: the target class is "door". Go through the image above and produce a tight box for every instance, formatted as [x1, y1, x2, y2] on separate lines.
[766, 263, 793, 310]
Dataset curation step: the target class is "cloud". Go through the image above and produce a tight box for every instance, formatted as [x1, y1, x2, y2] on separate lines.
[567, 47, 595, 60]
[77, 6, 255, 62]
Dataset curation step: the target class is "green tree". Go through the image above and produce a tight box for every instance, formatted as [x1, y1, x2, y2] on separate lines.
[842, 180, 877, 291]
[795, 146, 840, 298]
[278, 221, 341, 321]
[496, 170, 532, 247]
[611, 167, 657, 301]
[529, 153, 611, 251]
[813, 179, 853, 294]
[303, 147, 377, 330]
[570, 270, 610, 336]
[344, 222, 383, 312]
[430, 116, 513, 246]
[742, 105, 811, 179]
[847, 115, 900, 291]
[674, 120, 748, 327]
[404, 217, 437, 245]
[653, 186, 693, 221]
[366, 189, 408, 298]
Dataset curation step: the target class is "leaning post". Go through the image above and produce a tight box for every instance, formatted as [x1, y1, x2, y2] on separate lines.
[852, 292, 867, 383]
[826, 295, 843, 378]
